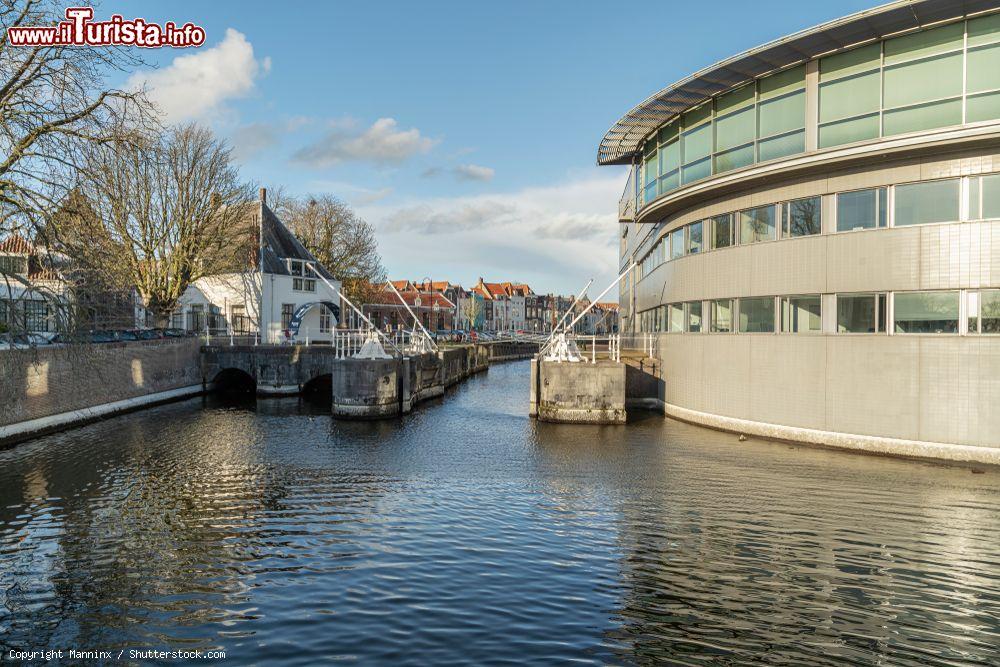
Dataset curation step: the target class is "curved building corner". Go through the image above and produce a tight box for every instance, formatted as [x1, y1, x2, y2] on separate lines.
[602, 0, 1000, 462]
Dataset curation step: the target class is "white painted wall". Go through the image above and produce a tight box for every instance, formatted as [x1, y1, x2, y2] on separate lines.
[174, 271, 342, 343]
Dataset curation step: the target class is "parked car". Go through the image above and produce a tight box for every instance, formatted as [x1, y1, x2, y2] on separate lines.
[132, 329, 164, 340]
[160, 328, 189, 338]
[89, 330, 117, 343]
[0, 333, 31, 350]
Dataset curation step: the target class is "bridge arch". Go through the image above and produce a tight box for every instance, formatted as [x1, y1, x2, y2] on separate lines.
[212, 368, 257, 395]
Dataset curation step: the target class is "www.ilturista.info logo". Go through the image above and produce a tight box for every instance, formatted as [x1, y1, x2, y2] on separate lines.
[7, 7, 206, 48]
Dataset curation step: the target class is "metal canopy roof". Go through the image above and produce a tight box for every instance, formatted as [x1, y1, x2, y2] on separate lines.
[597, 0, 1000, 166]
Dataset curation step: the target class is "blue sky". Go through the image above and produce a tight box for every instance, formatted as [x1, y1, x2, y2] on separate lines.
[101, 0, 875, 296]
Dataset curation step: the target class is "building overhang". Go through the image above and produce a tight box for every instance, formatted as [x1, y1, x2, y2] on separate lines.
[598, 0, 1000, 166]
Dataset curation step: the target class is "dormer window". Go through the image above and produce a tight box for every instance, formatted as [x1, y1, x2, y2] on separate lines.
[288, 259, 304, 276]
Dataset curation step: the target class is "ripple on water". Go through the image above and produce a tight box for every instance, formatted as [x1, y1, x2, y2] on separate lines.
[0, 362, 998, 665]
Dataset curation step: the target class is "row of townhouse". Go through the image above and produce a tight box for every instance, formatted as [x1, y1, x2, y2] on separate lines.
[363, 277, 620, 335]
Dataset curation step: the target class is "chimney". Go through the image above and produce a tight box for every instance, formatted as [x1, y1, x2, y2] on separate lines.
[259, 187, 267, 204]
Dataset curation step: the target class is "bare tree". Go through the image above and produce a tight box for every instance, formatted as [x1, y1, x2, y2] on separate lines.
[63, 124, 255, 326]
[462, 294, 482, 331]
[0, 0, 151, 336]
[277, 193, 386, 305]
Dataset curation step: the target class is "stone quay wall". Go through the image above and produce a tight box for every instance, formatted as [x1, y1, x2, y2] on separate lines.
[0, 339, 203, 446]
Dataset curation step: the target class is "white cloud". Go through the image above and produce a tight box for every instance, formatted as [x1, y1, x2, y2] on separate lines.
[229, 122, 279, 162]
[128, 29, 269, 123]
[453, 164, 495, 182]
[228, 117, 316, 162]
[420, 163, 495, 183]
[293, 117, 437, 167]
[358, 172, 627, 295]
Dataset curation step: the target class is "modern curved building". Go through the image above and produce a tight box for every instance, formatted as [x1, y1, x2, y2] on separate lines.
[602, 0, 1000, 462]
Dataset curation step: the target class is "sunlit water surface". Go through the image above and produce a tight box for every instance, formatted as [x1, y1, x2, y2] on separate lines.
[1, 361, 998, 665]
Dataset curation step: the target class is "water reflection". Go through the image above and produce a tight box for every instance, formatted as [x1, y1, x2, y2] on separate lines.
[0, 362, 998, 665]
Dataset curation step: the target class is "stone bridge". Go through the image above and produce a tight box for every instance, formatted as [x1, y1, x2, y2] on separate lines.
[201, 340, 539, 418]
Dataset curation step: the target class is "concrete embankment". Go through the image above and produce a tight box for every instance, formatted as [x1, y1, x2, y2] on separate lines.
[530, 358, 628, 424]
[0, 339, 203, 447]
[331, 345, 490, 419]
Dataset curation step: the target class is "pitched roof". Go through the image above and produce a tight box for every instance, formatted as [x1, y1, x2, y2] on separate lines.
[259, 202, 334, 280]
[0, 233, 33, 255]
[368, 289, 455, 309]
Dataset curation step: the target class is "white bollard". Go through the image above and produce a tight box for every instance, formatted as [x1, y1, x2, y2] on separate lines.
[591, 335, 596, 364]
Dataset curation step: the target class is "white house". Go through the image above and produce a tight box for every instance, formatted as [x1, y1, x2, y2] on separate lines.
[170, 190, 343, 344]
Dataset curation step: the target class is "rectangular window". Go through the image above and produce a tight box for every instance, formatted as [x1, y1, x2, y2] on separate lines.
[758, 65, 806, 162]
[189, 304, 204, 332]
[23, 300, 48, 331]
[686, 301, 703, 333]
[667, 304, 684, 332]
[837, 293, 887, 333]
[739, 205, 776, 244]
[643, 149, 658, 204]
[968, 290, 1000, 334]
[293, 278, 303, 291]
[659, 138, 680, 194]
[0, 256, 27, 275]
[688, 221, 703, 254]
[304, 279, 316, 292]
[894, 179, 960, 227]
[893, 291, 959, 333]
[320, 308, 332, 333]
[782, 196, 821, 237]
[711, 214, 734, 249]
[837, 187, 886, 232]
[818, 43, 882, 148]
[979, 174, 1000, 219]
[710, 299, 733, 333]
[289, 260, 304, 276]
[780, 295, 822, 333]
[669, 229, 684, 259]
[281, 303, 295, 330]
[230, 305, 249, 334]
[738, 297, 775, 333]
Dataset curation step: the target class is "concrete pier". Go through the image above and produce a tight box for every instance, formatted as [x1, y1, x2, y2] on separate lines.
[331, 345, 491, 418]
[530, 358, 627, 424]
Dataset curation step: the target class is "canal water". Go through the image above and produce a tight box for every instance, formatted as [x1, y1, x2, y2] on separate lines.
[1, 361, 998, 665]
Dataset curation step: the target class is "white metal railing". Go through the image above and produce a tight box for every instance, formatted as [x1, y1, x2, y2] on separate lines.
[541, 333, 622, 363]
[618, 332, 657, 358]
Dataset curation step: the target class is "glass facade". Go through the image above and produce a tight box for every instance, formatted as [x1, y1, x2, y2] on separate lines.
[633, 13, 1000, 214]
[636, 169, 1000, 281]
[638, 66, 806, 208]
